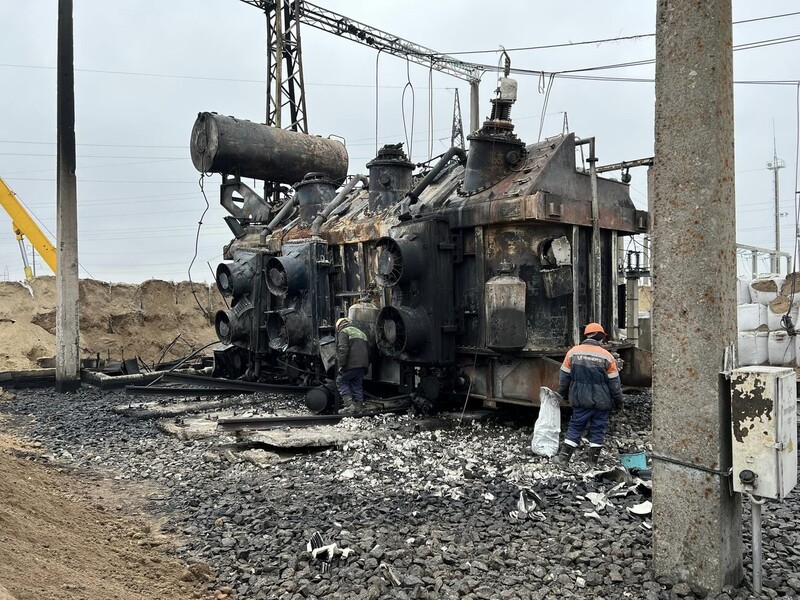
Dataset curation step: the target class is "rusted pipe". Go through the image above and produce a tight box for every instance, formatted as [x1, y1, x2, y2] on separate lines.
[310, 174, 367, 235]
[399, 147, 467, 219]
[577, 137, 602, 322]
[263, 197, 297, 236]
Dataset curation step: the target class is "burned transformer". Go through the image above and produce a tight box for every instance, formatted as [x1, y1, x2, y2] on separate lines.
[190, 75, 648, 412]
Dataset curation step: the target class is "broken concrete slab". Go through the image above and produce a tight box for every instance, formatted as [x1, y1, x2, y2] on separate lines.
[242, 417, 454, 449]
[157, 416, 221, 440]
[244, 425, 391, 449]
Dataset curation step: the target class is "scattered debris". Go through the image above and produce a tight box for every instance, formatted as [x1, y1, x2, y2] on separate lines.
[379, 562, 402, 587]
[627, 500, 653, 516]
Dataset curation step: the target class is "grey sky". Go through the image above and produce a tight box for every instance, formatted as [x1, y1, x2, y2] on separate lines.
[0, 0, 798, 282]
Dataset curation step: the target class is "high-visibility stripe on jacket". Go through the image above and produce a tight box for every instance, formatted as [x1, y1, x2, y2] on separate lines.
[557, 338, 623, 410]
[336, 325, 370, 372]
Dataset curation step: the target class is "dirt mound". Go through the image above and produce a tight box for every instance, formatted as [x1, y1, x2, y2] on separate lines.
[0, 423, 210, 599]
[0, 277, 224, 371]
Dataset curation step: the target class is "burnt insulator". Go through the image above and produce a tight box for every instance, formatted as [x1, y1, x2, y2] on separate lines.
[190, 112, 348, 183]
[366, 143, 414, 210]
[294, 172, 337, 225]
[462, 77, 526, 193]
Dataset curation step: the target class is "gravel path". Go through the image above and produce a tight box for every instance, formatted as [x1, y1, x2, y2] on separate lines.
[1, 387, 798, 600]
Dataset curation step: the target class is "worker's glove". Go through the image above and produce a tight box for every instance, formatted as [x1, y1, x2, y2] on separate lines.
[612, 398, 624, 412]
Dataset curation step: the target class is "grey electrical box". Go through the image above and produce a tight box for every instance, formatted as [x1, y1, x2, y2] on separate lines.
[730, 366, 797, 500]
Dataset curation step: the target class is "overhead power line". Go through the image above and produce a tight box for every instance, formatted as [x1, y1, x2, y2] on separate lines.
[443, 10, 800, 55]
[2, 26, 800, 91]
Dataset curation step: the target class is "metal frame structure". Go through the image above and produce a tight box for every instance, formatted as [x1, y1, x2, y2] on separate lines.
[238, 0, 485, 132]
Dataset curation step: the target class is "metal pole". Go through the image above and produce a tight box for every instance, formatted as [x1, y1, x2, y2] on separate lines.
[56, 0, 80, 392]
[626, 274, 639, 346]
[751, 500, 763, 595]
[588, 138, 602, 323]
[752, 250, 758, 277]
[651, 0, 742, 592]
[768, 136, 784, 274]
[274, 0, 283, 129]
[469, 79, 480, 134]
[773, 164, 780, 273]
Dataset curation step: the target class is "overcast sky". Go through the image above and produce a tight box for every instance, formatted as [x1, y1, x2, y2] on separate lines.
[0, 0, 798, 283]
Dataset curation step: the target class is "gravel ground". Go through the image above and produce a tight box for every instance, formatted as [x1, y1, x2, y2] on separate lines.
[1, 387, 798, 600]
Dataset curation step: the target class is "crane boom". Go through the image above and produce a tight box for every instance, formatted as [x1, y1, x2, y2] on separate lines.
[0, 176, 57, 278]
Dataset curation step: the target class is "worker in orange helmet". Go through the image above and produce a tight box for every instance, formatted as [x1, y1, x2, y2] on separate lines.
[553, 322, 623, 466]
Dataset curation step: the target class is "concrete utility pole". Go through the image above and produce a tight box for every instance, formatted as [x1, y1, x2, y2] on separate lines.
[767, 133, 785, 274]
[651, 0, 742, 593]
[56, 0, 81, 392]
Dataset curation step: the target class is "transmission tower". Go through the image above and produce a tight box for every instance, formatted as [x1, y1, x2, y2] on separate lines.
[450, 89, 465, 149]
[240, 0, 308, 132]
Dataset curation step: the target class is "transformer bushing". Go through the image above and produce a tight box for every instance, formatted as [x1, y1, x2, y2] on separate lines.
[366, 143, 414, 210]
[462, 77, 526, 193]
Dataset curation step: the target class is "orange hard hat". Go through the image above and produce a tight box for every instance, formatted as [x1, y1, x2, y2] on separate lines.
[584, 322, 606, 337]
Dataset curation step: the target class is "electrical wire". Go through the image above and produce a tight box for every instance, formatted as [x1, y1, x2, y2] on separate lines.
[784, 82, 800, 330]
[189, 174, 212, 321]
[441, 10, 800, 55]
[428, 62, 434, 160]
[375, 49, 382, 156]
[537, 74, 555, 142]
[401, 58, 416, 161]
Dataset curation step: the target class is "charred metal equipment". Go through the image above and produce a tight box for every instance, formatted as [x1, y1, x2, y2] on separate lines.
[193, 73, 647, 410]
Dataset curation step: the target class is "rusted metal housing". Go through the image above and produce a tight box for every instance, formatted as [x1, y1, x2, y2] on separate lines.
[196, 93, 647, 408]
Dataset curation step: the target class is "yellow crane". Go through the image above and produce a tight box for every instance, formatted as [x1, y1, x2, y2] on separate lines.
[0, 176, 57, 281]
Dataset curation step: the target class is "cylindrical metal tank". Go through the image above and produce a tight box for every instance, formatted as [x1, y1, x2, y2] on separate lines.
[190, 112, 348, 184]
[462, 122, 525, 193]
[294, 172, 337, 224]
[348, 300, 380, 352]
[485, 272, 528, 351]
[366, 144, 414, 210]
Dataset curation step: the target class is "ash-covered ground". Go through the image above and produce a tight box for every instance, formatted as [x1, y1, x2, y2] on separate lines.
[1, 387, 798, 600]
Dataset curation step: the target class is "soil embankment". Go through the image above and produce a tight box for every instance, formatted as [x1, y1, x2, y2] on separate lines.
[0, 277, 224, 371]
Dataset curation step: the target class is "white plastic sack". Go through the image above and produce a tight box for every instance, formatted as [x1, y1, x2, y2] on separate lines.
[531, 387, 561, 457]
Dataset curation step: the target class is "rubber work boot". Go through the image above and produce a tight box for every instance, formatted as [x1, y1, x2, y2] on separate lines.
[588, 446, 602, 466]
[339, 394, 355, 415]
[552, 444, 575, 466]
[353, 399, 364, 415]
